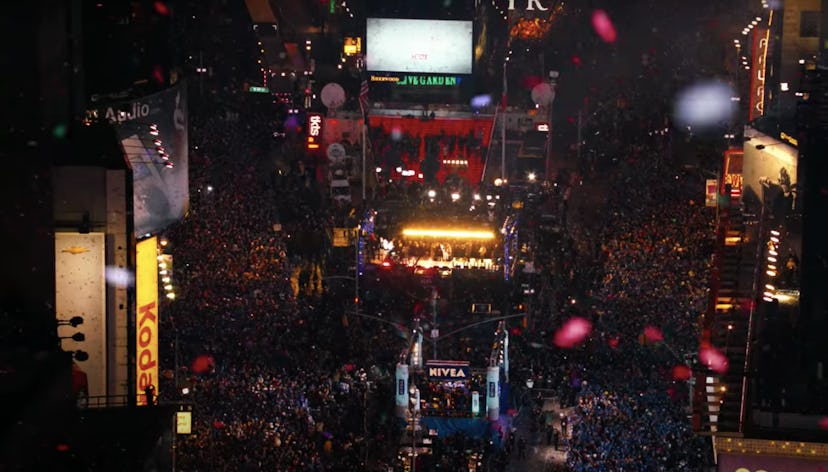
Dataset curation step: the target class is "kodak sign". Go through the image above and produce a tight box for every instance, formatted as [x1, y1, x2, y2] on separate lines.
[136, 237, 159, 405]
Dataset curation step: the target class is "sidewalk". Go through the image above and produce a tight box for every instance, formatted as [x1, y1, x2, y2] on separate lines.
[505, 395, 572, 472]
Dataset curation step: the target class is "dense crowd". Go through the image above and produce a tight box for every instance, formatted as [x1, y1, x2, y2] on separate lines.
[155, 83, 409, 470]
[145, 1, 743, 469]
[510, 145, 715, 470]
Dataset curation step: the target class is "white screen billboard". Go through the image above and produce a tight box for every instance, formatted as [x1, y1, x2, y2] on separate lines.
[366, 18, 473, 74]
[55, 232, 107, 398]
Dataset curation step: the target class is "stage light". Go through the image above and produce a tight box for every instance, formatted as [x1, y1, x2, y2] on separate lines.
[402, 228, 496, 240]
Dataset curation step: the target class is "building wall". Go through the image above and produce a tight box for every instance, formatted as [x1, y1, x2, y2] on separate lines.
[106, 170, 131, 399]
[779, 0, 821, 116]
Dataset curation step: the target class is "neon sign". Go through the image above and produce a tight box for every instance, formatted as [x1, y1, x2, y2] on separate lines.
[749, 28, 769, 121]
[370, 74, 462, 87]
[306, 113, 323, 152]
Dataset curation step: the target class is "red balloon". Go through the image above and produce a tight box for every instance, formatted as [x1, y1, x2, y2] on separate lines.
[153, 1, 170, 15]
[553, 317, 592, 348]
[643, 325, 664, 343]
[591, 10, 617, 43]
[192, 354, 214, 374]
[699, 346, 728, 374]
[672, 364, 692, 381]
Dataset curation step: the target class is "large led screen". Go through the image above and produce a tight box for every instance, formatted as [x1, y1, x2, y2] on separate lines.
[366, 18, 473, 74]
[742, 128, 797, 220]
[87, 83, 189, 236]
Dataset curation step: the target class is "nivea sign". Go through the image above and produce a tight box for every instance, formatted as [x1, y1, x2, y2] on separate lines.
[426, 361, 470, 381]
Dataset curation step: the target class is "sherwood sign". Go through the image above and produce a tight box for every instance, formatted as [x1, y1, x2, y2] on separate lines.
[426, 360, 470, 381]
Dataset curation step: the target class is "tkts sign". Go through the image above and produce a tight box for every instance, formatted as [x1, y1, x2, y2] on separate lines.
[508, 0, 550, 10]
[306, 113, 323, 154]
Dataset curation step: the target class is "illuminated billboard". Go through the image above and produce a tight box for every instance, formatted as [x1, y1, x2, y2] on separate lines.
[136, 236, 159, 405]
[718, 453, 828, 472]
[55, 232, 107, 397]
[366, 18, 473, 74]
[306, 113, 323, 154]
[87, 83, 189, 236]
[742, 128, 797, 217]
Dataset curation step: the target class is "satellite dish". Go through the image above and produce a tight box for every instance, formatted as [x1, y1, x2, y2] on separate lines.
[327, 143, 347, 164]
[321, 83, 346, 110]
[531, 83, 556, 107]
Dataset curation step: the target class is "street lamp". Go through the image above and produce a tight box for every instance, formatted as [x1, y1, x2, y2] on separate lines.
[59, 332, 86, 342]
[57, 316, 84, 328]
[545, 70, 559, 180]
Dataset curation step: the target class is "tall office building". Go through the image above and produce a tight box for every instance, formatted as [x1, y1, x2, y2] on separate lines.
[695, 2, 828, 470]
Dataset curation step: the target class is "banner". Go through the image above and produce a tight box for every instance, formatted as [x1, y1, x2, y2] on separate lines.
[136, 237, 159, 405]
[332, 227, 354, 248]
[723, 149, 744, 201]
[55, 233, 107, 397]
[395, 363, 409, 417]
[705, 179, 719, 207]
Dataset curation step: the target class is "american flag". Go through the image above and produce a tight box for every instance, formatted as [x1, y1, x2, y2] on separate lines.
[358, 78, 370, 118]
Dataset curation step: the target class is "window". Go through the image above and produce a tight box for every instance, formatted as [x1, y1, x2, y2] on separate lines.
[800, 11, 819, 38]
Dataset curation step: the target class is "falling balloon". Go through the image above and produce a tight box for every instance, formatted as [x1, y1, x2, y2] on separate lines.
[105, 266, 135, 288]
[672, 364, 692, 381]
[674, 80, 735, 129]
[471, 94, 491, 108]
[591, 10, 617, 43]
[643, 325, 664, 343]
[192, 354, 215, 374]
[699, 346, 728, 374]
[553, 317, 592, 348]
